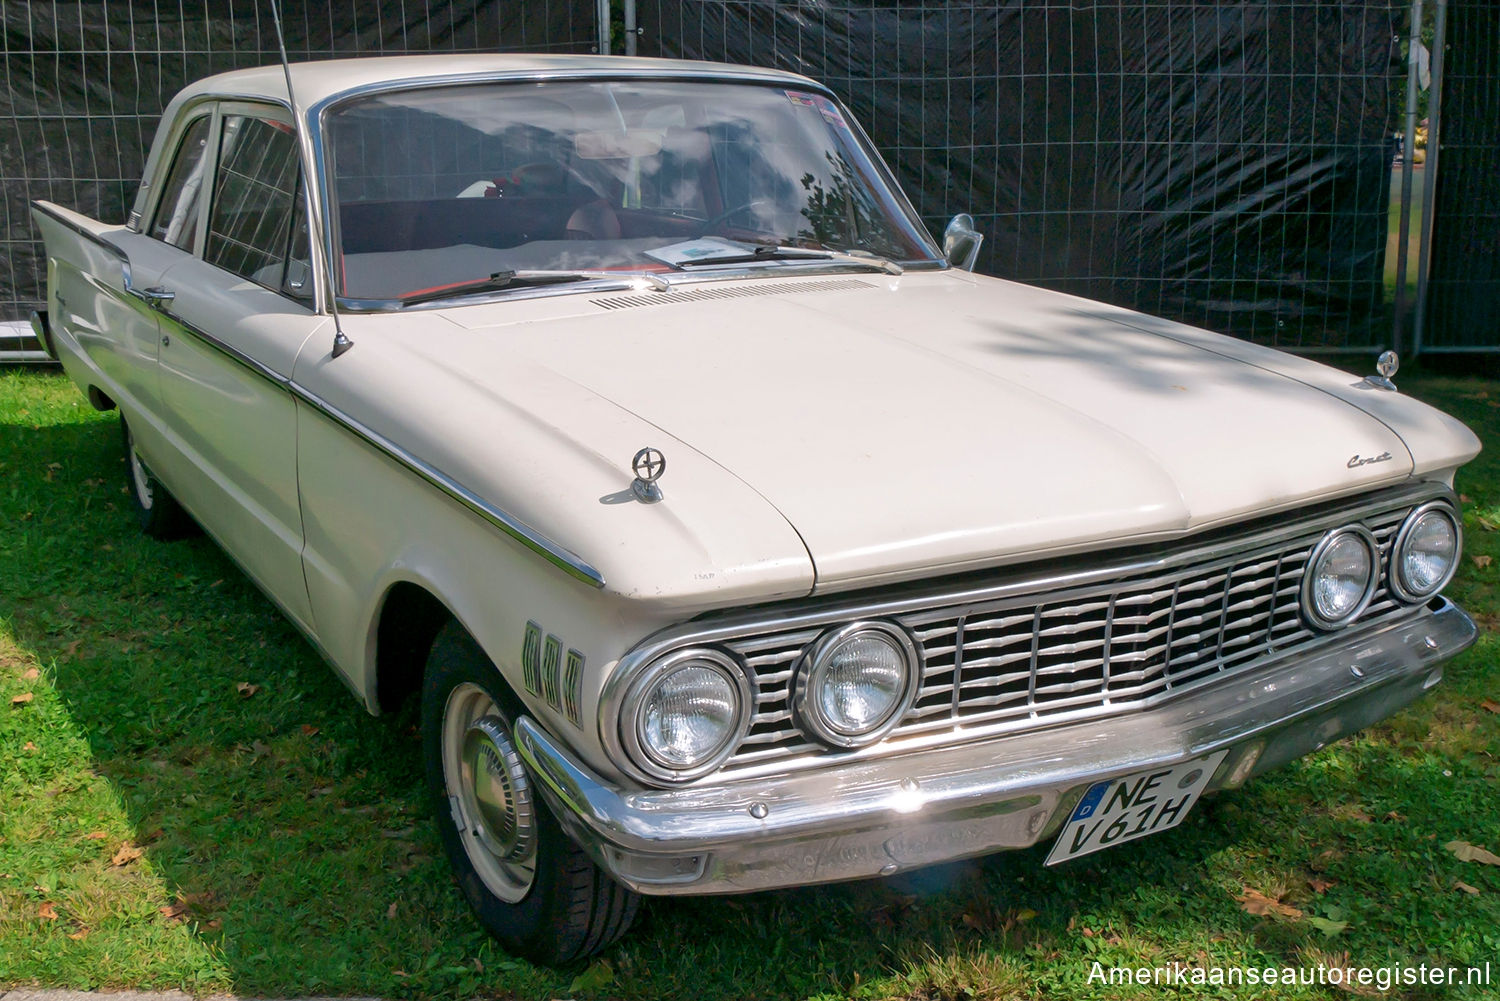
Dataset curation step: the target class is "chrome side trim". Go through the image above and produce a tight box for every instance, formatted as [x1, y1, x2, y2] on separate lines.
[598, 481, 1454, 784]
[39, 215, 607, 589]
[32, 201, 129, 262]
[286, 381, 606, 589]
[162, 309, 605, 587]
[157, 307, 292, 389]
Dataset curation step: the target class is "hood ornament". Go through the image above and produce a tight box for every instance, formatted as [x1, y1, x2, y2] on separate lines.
[631, 447, 666, 503]
[1363, 350, 1398, 391]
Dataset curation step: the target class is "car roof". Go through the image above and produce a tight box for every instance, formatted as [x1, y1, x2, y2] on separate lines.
[173, 53, 821, 109]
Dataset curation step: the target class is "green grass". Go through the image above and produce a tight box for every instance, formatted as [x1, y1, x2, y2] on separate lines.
[2, 365, 1498, 1000]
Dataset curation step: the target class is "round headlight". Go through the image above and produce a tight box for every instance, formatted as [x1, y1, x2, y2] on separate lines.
[623, 649, 749, 781]
[795, 621, 919, 748]
[1392, 503, 1460, 602]
[1301, 526, 1378, 630]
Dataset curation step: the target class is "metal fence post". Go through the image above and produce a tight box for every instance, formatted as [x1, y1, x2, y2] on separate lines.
[1392, 0, 1425, 356]
[1413, 0, 1447, 356]
[624, 0, 637, 56]
[598, 0, 612, 54]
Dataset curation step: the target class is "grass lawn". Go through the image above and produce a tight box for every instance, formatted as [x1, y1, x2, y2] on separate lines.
[2, 364, 1497, 1000]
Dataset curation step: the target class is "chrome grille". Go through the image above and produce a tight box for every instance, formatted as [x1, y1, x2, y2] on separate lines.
[713, 495, 1418, 779]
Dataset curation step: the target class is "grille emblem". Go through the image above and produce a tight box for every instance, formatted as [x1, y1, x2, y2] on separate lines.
[631, 447, 666, 503]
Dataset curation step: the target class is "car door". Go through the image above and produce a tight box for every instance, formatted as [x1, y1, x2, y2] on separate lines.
[148, 104, 325, 629]
[55, 111, 214, 430]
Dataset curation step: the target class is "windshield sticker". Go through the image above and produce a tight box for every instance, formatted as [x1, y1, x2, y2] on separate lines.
[644, 237, 748, 268]
[814, 96, 846, 127]
[787, 90, 847, 128]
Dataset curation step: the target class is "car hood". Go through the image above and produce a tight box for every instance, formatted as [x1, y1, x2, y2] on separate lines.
[397, 271, 1480, 593]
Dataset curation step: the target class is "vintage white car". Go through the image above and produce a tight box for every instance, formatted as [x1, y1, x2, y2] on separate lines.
[32, 55, 1480, 963]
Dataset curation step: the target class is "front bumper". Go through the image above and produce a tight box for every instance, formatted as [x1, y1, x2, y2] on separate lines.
[516, 597, 1475, 895]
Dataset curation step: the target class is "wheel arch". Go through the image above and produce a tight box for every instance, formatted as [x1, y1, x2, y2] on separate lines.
[87, 385, 116, 411]
[370, 579, 457, 714]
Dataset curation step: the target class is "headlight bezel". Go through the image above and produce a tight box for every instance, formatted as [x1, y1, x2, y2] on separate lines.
[1389, 501, 1461, 603]
[618, 647, 752, 783]
[1300, 524, 1380, 631]
[793, 620, 921, 749]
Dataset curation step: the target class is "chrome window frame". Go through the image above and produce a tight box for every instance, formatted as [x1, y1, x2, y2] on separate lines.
[202, 100, 319, 308]
[145, 109, 216, 254]
[308, 71, 946, 312]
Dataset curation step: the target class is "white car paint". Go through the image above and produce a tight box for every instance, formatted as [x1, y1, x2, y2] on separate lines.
[32, 54, 1481, 784]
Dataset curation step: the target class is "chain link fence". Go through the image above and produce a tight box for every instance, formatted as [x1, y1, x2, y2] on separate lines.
[5, 1, 1494, 356]
[633, 1, 1404, 352]
[1422, 0, 1499, 353]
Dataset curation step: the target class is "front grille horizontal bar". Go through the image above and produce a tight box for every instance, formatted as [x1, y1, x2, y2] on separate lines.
[701, 488, 1438, 781]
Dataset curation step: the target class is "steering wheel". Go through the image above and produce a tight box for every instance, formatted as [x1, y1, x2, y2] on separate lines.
[692, 198, 776, 237]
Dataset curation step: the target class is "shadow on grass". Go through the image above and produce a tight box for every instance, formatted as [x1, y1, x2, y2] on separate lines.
[4, 373, 1498, 1000]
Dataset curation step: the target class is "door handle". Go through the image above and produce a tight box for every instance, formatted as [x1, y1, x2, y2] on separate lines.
[131, 285, 176, 310]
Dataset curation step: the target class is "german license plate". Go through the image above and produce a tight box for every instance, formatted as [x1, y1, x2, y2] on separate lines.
[1044, 750, 1229, 865]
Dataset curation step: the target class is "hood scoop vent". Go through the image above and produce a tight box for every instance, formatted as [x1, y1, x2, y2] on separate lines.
[592, 278, 876, 311]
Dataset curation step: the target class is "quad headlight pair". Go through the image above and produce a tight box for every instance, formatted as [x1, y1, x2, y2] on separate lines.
[618, 621, 918, 782]
[1302, 502, 1460, 630]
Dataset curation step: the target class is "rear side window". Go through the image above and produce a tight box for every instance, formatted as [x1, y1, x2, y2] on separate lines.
[205, 115, 311, 302]
[149, 115, 212, 252]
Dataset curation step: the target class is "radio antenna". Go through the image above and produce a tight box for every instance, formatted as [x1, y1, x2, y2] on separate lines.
[269, 0, 353, 358]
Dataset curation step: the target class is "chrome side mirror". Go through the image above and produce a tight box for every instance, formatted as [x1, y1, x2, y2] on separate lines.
[943, 213, 983, 271]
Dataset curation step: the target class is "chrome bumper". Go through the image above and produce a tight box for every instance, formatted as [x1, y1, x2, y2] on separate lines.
[515, 597, 1475, 895]
[0, 313, 55, 364]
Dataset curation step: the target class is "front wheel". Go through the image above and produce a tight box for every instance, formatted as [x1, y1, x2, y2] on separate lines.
[421, 622, 639, 963]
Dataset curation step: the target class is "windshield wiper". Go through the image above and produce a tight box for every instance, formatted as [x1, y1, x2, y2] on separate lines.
[674, 244, 903, 275]
[398, 269, 669, 307]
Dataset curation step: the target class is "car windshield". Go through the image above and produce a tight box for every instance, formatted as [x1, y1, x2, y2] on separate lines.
[324, 79, 942, 302]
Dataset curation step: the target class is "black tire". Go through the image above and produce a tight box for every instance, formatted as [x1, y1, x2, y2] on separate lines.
[421, 621, 639, 964]
[119, 414, 197, 539]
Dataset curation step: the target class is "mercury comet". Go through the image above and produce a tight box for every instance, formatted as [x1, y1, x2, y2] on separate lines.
[30, 54, 1479, 962]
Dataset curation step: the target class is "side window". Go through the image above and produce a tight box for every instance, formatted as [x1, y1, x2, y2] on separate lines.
[149, 115, 212, 252]
[205, 115, 311, 303]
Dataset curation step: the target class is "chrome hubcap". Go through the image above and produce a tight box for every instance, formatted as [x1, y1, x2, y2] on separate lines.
[462, 716, 537, 863]
[442, 683, 537, 901]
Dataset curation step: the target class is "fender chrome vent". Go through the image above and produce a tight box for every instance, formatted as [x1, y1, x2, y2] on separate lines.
[591, 278, 876, 311]
[521, 620, 584, 727]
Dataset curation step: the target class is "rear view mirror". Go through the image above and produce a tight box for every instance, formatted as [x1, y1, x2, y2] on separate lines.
[943, 213, 983, 271]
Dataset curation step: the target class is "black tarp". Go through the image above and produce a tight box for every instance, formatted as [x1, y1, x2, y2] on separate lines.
[637, 1, 1404, 349]
[1425, 1, 1500, 351]
[1, 0, 597, 318]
